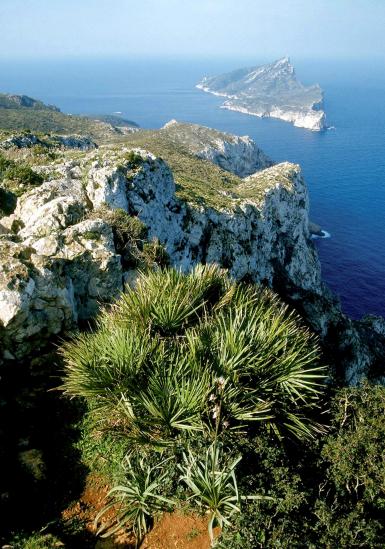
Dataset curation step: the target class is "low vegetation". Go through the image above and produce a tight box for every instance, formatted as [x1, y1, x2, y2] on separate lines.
[0, 152, 44, 213]
[2, 267, 384, 548]
[88, 205, 169, 269]
[0, 108, 133, 143]
[60, 265, 327, 545]
[121, 131, 247, 208]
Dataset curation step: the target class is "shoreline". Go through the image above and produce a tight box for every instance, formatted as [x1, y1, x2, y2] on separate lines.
[196, 84, 327, 132]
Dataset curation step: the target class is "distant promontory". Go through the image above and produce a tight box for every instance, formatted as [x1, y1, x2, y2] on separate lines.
[197, 57, 326, 131]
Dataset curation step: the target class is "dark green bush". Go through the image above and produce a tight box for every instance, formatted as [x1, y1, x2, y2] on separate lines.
[123, 150, 144, 168]
[221, 383, 385, 548]
[0, 152, 44, 197]
[0, 185, 17, 216]
[4, 164, 44, 194]
[218, 431, 316, 548]
[313, 383, 385, 547]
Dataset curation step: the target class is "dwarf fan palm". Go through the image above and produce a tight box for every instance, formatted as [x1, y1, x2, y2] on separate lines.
[116, 264, 227, 336]
[61, 265, 326, 444]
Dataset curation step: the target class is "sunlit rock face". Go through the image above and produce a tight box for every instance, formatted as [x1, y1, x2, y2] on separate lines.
[0, 123, 383, 384]
[197, 57, 327, 131]
[0, 141, 319, 358]
[161, 120, 273, 176]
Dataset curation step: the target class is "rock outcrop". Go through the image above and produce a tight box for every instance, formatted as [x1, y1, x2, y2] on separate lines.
[0, 142, 320, 358]
[0, 124, 383, 382]
[161, 120, 273, 177]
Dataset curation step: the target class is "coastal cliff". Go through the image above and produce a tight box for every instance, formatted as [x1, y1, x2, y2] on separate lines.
[0, 143, 319, 357]
[0, 121, 383, 382]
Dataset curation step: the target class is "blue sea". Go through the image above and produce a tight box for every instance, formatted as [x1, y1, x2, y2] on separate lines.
[1, 57, 384, 319]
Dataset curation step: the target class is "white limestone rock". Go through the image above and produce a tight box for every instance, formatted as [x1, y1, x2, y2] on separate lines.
[0, 145, 320, 358]
[0, 214, 122, 356]
[161, 120, 273, 176]
[1, 126, 382, 383]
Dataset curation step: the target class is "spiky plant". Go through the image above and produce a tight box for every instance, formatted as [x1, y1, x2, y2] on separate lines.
[115, 263, 228, 335]
[95, 456, 174, 545]
[179, 442, 270, 545]
[189, 285, 326, 439]
[61, 265, 326, 445]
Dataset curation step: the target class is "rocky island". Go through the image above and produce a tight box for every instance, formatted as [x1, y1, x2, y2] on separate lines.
[197, 57, 327, 131]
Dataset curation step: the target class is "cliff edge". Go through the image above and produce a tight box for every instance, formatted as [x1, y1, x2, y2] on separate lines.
[0, 121, 383, 383]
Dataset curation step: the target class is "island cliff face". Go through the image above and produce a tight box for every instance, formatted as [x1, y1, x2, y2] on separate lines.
[197, 57, 326, 131]
[0, 121, 383, 383]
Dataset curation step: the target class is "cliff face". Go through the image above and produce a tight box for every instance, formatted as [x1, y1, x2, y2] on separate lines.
[0, 141, 320, 358]
[0, 123, 383, 382]
[218, 102, 326, 132]
[161, 120, 273, 177]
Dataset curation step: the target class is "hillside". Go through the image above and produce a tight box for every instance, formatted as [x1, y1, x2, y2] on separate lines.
[0, 93, 138, 141]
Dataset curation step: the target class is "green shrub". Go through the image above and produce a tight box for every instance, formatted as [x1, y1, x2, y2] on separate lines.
[142, 238, 169, 268]
[123, 150, 144, 168]
[60, 266, 326, 543]
[88, 205, 168, 270]
[61, 266, 325, 446]
[221, 383, 385, 548]
[4, 164, 44, 195]
[314, 383, 385, 547]
[0, 153, 44, 197]
[217, 432, 315, 548]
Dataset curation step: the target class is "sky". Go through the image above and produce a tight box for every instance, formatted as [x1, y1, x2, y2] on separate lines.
[0, 0, 385, 60]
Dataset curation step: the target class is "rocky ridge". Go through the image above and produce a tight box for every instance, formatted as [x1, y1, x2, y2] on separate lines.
[161, 120, 273, 177]
[0, 93, 139, 141]
[0, 122, 384, 382]
[0, 135, 319, 358]
[0, 132, 97, 151]
[0, 93, 60, 112]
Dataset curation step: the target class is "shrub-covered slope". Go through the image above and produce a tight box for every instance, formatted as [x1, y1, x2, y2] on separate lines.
[0, 93, 138, 141]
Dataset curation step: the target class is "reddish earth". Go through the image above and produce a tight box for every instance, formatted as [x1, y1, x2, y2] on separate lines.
[62, 474, 135, 547]
[142, 512, 218, 549]
[62, 474, 219, 548]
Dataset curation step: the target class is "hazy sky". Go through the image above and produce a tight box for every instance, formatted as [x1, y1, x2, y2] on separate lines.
[1, 0, 385, 60]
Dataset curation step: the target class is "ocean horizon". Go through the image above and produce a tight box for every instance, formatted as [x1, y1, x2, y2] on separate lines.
[1, 56, 384, 319]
